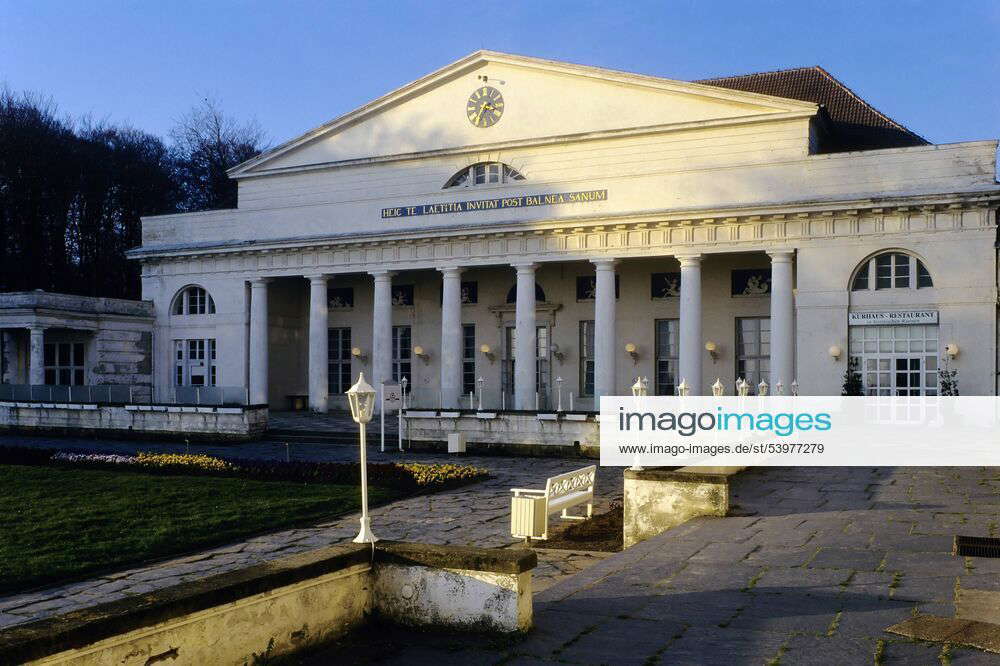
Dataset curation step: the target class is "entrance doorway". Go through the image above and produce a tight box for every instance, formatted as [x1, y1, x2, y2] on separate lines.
[848, 324, 939, 395]
[502, 325, 551, 409]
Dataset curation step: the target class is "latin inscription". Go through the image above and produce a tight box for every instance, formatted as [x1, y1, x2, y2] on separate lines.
[381, 189, 608, 219]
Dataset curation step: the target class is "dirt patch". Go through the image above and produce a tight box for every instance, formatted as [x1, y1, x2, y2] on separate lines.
[533, 501, 623, 552]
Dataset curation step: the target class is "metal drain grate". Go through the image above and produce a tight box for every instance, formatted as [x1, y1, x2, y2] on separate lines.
[953, 535, 1000, 558]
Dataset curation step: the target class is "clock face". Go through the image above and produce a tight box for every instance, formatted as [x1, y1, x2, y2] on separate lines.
[467, 86, 504, 128]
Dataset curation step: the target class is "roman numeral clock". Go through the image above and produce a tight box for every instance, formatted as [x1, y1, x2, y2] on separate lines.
[467, 85, 504, 128]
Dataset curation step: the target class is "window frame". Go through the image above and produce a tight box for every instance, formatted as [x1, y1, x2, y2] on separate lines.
[735, 317, 771, 390]
[392, 325, 412, 385]
[654, 319, 679, 396]
[44, 341, 85, 386]
[328, 327, 353, 395]
[462, 324, 476, 396]
[852, 252, 933, 292]
[172, 286, 216, 315]
[443, 162, 525, 189]
[579, 320, 595, 398]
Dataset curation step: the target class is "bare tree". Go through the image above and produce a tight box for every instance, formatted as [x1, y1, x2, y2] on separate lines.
[171, 97, 268, 211]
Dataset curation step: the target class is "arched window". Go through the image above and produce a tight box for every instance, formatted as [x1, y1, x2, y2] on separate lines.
[851, 251, 933, 291]
[172, 286, 216, 315]
[444, 162, 524, 188]
[506, 283, 546, 303]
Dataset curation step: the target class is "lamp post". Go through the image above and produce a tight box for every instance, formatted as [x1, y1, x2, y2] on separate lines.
[631, 377, 647, 397]
[712, 378, 724, 396]
[677, 378, 690, 397]
[346, 373, 378, 544]
[477, 376, 485, 410]
[555, 376, 563, 411]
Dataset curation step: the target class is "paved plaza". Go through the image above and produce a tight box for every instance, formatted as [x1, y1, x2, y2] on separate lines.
[2, 435, 999, 663]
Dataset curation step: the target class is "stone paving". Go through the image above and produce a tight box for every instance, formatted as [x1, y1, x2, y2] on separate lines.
[0, 434, 620, 629]
[3, 435, 999, 662]
[299, 466, 1000, 665]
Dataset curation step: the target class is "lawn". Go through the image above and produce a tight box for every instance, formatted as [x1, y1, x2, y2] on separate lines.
[0, 464, 401, 594]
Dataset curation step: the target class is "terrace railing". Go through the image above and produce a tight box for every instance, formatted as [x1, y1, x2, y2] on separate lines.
[0, 384, 249, 407]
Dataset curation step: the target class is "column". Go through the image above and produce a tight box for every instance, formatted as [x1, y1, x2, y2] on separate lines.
[28, 326, 45, 385]
[768, 250, 795, 390]
[592, 258, 618, 400]
[513, 263, 538, 410]
[677, 254, 703, 395]
[307, 274, 329, 412]
[370, 271, 394, 397]
[439, 266, 464, 409]
[249, 278, 270, 405]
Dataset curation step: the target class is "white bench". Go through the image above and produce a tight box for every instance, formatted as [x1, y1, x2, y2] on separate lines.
[510, 465, 596, 541]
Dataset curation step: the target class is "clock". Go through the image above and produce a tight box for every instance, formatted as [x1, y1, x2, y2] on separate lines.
[467, 86, 504, 128]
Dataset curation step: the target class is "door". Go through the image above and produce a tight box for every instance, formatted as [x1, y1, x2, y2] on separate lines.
[503, 325, 551, 409]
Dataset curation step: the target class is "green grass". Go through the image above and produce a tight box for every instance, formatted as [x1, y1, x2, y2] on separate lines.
[0, 464, 402, 594]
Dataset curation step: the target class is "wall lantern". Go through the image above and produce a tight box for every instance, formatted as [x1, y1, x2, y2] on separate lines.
[551, 343, 566, 363]
[480, 344, 495, 363]
[624, 343, 639, 364]
[705, 341, 719, 362]
[828, 345, 842, 361]
[945, 343, 960, 359]
[413, 346, 430, 364]
[351, 347, 367, 362]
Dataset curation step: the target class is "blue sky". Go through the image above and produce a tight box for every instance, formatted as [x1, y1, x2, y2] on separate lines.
[2, 0, 998, 147]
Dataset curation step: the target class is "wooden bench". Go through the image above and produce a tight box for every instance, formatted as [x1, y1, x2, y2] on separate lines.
[510, 465, 596, 540]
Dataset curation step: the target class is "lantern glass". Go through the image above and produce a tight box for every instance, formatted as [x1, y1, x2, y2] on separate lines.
[346, 372, 376, 424]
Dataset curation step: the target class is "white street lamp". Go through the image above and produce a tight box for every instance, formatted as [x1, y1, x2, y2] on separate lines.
[476, 376, 485, 410]
[677, 378, 690, 397]
[757, 379, 769, 396]
[346, 372, 378, 544]
[555, 376, 564, 411]
[712, 378, 724, 396]
[631, 377, 647, 396]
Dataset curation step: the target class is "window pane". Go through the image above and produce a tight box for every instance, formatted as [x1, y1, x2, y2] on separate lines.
[916, 261, 933, 288]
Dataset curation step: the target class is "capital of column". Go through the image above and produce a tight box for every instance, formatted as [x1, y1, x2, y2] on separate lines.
[304, 273, 331, 285]
[249, 277, 272, 288]
[591, 258, 619, 271]
[369, 269, 397, 282]
[675, 253, 703, 268]
[27, 325, 46, 333]
[512, 262, 539, 275]
[437, 266, 465, 279]
[766, 250, 795, 263]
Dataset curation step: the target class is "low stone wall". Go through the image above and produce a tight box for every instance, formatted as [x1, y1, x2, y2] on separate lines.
[0, 402, 268, 442]
[403, 410, 599, 456]
[623, 466, 746, 547]
[0, 542, 537, 666]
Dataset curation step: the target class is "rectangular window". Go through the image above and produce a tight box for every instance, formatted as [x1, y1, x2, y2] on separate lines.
[392, 325, 411, 385]
[579, 320, 595, 397]
[328, 327, 352, 394]
[736, 318, 770, 389]
[173, 338, 217, 387]
[654, 319, 679, 395]
[462, 324, 476, 396]
[43, 342, 86, 386]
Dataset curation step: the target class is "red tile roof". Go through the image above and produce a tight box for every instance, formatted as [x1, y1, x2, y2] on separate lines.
[696, 66, 928, 152]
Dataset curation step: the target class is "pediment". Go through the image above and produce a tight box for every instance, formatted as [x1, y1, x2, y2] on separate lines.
[232, 51, 817, 177]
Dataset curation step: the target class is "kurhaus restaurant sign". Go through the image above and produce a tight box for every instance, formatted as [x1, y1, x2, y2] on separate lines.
[381, 189, 608, 219]
[848, 310, 938, 326]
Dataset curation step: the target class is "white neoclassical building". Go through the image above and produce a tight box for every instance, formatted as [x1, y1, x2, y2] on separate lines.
[129, 51, 1000, 412]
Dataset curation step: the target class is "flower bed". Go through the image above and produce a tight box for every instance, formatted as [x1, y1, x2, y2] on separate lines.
[0, 446, 489, 491]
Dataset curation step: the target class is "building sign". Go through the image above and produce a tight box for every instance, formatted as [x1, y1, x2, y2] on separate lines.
[381, 189, 608, 219]
[849, 310, 938, 326]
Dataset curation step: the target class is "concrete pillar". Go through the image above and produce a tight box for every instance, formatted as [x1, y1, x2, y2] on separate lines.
[370, 270, 394, 395]
[28, 326, 45, 385]
[307, 274, 329, 412]
[513, 263, 538, 410]
[1, 330, 13, 383]
[249, 278, 270, 405]
[768, 250, 795, 390]
[592, 258, 618, 400]
[439, 266, 464, 408]
[677, 254, 703, 395]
